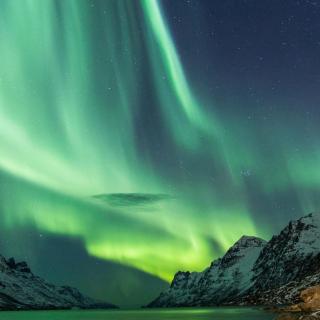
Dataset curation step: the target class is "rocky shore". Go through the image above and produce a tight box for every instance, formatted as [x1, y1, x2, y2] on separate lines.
[276, 285, 320, 319]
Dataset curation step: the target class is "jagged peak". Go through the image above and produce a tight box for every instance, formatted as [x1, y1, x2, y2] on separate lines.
[170, 271, 191, 288]
[174, 270, 190, 278]
[6, 257, 31, 273]
[274, 212, 320, 240]
[298, 212, 320, 225]
[287, 212, 320, 227]
[231, 235, 267, 249]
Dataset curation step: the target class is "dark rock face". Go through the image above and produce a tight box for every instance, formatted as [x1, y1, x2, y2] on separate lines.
[148, 212, 320, 308]
[0, 255, 117, 310]
[6, 258, 31, 273]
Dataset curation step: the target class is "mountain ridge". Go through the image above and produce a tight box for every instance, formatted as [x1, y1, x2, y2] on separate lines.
[0, 255, 117, 310]
[148, 212, 320, 307]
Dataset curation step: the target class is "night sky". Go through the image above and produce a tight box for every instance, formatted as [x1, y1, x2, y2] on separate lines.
[0, 0, 320, 308]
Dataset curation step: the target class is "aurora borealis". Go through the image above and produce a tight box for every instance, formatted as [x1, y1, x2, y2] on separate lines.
[0, 0, 320, 307]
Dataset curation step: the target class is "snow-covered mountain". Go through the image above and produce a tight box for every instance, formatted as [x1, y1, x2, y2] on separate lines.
[237, 212, 320, 305]
[0, 256, 117, 310]
[148, 212, 320, 307]
[148, 236, 266, 307]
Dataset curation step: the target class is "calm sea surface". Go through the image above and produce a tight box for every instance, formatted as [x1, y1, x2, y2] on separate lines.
[0, 308, 276, 320]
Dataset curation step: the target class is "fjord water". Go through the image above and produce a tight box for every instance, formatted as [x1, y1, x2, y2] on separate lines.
[0, 308, 274, 320]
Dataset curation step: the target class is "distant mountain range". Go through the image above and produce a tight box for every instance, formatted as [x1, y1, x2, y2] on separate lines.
[148, 212, 320, 307]
[0, 255, 117, 310]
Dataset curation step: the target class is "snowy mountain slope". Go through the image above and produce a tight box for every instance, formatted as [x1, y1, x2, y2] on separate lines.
[236, 212, 320, 305]
[250, 213, 320, 292]
[0, 256, 116, 310]
[148, 236, 267, 307]
[148, 212, 320, 307]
